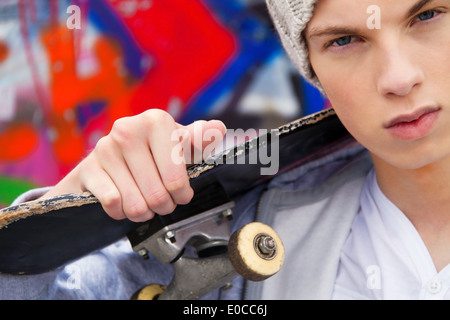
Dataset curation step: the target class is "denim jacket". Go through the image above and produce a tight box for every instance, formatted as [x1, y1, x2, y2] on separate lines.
[1, 138, 372, 300]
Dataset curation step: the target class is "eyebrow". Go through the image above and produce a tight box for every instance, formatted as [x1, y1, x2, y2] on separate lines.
[307, 0, 438, 40]
[406, 0, 436, 19]
[307, 26, 362, 40]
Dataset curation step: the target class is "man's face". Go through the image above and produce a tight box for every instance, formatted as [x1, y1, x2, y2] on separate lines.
[306, 0, 450, 170]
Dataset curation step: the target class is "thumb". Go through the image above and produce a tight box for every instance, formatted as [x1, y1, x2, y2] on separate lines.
[179, 120, 227, 165]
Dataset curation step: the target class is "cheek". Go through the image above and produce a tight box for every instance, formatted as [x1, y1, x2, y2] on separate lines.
[332, 103, 373, 147]
[434, 53, 450, 100]
[313, 55, 380, 143]
[320, 76, 371, 136]
[321, 79, 387, 162]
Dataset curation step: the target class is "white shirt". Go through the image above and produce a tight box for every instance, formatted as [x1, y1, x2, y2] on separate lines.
[332, 170, 450, 300]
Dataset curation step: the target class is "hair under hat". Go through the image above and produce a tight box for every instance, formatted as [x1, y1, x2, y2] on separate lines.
[266, 0, 322, 92]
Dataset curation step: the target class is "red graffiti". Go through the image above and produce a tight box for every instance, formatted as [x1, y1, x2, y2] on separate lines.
[0, 0, 236, 186]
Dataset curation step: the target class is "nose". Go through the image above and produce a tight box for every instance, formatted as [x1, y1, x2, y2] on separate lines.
[377, 44, 424, 97]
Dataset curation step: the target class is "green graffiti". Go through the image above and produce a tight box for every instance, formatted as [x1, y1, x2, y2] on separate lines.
[0, 176, 36, 207]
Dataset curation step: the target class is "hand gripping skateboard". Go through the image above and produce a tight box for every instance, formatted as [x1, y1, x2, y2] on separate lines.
[0, 108, 351, 299]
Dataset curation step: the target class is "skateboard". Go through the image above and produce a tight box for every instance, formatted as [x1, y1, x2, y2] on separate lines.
[0, 108, 351, 299]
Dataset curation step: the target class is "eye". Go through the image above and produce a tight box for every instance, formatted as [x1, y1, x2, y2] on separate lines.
[333, 36, 353, 47]
[324, 35, 363, 51]
[417, 9, 438, 21]
[411, 8, 445, 25]
[325, 35, 358, 50]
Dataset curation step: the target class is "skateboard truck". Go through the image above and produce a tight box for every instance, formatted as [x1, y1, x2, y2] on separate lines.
[128, 183, 284, 300]
[131, 201, 235, 265]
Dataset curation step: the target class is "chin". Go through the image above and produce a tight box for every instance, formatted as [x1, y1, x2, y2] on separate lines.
[382, 150, 449, 171]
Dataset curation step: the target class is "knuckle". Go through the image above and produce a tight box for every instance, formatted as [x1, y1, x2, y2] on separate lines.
[101, 191, 121, 207]
[98, 191, 123, 219]
[178, 187, 194, 205]
[164, 173, 188, 193]
[164, 174, 193, 205]
[124, 199, 150, 220]
[142, 109, 174, 128]
[110, 117, 134, 145]
[147, 189, 174, 211]
[94, 136, 112, 155]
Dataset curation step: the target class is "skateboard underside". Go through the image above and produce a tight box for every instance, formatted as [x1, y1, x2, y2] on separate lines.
[0, 108, 352, 275]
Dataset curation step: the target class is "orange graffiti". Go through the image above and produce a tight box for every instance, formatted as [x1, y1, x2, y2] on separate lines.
[41, 24, 137, 166]
[0, 123, 38, 161]
[0, 40, 8, 63]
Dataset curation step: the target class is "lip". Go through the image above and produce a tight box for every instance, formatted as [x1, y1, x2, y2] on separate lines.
[384, 106, 441, 141]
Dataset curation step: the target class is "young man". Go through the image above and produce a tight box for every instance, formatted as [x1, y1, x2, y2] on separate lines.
[4, 0, 450, 299]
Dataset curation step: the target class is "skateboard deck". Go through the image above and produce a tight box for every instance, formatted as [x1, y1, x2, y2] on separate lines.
[0, 108, 351, 275]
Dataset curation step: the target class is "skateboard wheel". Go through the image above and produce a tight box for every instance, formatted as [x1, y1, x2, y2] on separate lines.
[228, 222, 284, 282]
[131, 284, 165, 300]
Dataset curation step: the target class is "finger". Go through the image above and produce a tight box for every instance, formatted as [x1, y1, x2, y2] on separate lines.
[181, 119, 227, 164]
[78, 153, 127, 221]
[94, 136, 155, 222]
[202, 120, 227, 158]
[144, 111, 194, 206]
[120, 136, 178, 216]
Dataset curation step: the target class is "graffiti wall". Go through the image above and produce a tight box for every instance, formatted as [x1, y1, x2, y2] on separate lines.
[0, 0, 326, 206]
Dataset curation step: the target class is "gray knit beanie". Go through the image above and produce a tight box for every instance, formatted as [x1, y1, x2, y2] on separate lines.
[266, 0, 322, 91]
